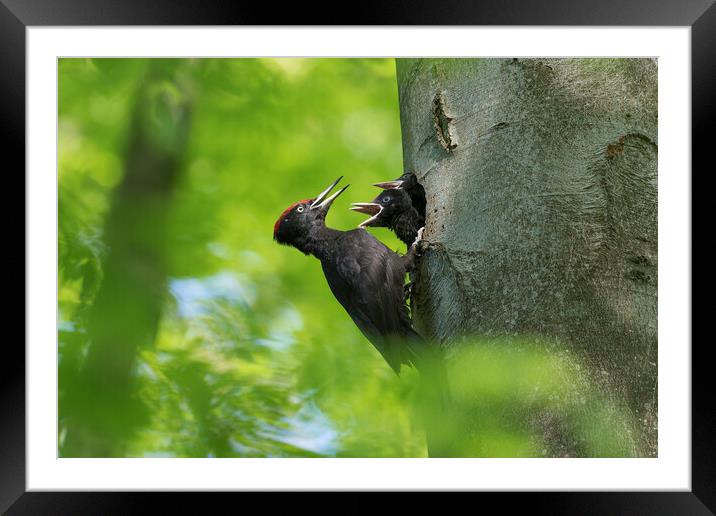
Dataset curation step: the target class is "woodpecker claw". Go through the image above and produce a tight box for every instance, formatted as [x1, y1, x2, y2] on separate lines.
[414, 226, 425, 247]
[412, 226, 427, 256]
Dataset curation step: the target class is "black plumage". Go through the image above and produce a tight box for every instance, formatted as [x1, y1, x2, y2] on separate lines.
[374, 171, 426, 219]
[351, 188, 425, 247]
[273, 177, 434, 375]
[319, 227, 425, 373]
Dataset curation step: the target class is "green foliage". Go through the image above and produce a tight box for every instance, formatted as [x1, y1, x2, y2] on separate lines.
[443, 339, 642, 457]
[59, 58, 423, 458]
[59, 58, 640, 458]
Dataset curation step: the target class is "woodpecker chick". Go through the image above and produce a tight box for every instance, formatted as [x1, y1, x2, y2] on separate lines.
[273, 177, 430, 375]
[374, 171, 426, 219]
[350, 188, 425, 247]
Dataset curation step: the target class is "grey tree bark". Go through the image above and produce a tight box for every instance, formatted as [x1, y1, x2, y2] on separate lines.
[397, 58, 657, 456]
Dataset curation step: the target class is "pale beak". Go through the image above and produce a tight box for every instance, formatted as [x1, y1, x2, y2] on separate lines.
[311, 177, 349, 211]
[372, 180, 403, 190]
[350, 202, 383, 227]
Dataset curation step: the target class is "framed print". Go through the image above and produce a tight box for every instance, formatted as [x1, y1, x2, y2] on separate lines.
[5, 0, 710, 513]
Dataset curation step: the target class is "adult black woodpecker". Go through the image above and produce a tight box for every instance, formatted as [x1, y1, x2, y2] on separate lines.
[273, 177, 438, 378]
[350, 188, 425, 247]
[373, 171, 426, 220]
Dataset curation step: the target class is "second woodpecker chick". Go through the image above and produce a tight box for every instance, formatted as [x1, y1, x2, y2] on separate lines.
[351, 188, 425, 247]
[274, 177, 428, 375]
[374, 171, 426, 219]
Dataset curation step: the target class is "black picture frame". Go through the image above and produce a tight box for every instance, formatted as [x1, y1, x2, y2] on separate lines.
[4, 1, 710, 513]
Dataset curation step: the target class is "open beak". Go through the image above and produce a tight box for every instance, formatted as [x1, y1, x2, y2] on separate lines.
[372, 180, 403, 190]
[311, 177, 349, 211]
[350, 202, 382, 227]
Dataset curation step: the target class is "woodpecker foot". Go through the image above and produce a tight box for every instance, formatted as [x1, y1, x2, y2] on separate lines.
[403, 227, 426, 271]
[413, 226, 427, 256]
[414, 226, 425, 245]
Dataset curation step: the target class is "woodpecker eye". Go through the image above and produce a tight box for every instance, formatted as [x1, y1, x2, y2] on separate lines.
[297, 206, 305, 213]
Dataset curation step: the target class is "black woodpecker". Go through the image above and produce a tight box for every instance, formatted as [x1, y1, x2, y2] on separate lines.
[273, 177, 437, 377]
[350, 188, 425, 247]
[374, 171, 426, 219]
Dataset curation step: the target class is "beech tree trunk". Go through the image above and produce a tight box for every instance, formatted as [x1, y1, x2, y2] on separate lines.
[397, 58, 657, 456]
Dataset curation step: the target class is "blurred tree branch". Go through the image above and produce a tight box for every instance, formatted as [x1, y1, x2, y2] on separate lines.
[62, 60, 196, 457]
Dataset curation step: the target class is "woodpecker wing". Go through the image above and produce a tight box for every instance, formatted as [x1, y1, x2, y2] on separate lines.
[320, 229, 416, 374]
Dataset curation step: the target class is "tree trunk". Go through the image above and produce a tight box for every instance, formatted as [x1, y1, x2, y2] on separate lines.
[397, 58, 657, 456]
